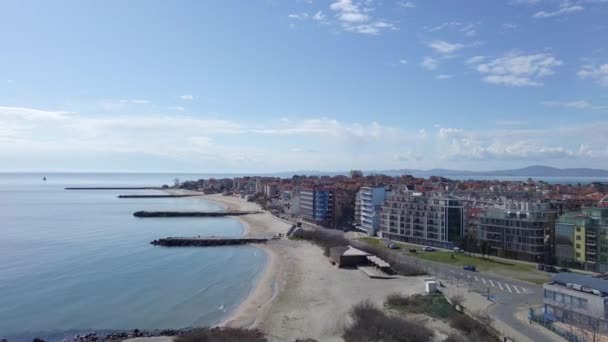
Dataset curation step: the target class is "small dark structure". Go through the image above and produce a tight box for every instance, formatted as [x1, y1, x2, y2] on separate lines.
[118, 194, 200, 198]
[151, 236, 272, 247]
[134, 210, 260, 218]
[329, 246, 371, 268]
[65, 187, 162, 190]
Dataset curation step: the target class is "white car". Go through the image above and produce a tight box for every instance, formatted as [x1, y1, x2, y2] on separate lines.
[422, 246, 435, 252]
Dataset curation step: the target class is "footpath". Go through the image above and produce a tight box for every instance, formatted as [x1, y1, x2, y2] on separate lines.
[441, 282, 564, 342]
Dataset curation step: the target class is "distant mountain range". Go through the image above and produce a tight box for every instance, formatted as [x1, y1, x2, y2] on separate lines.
[403, 166, 608, 178]
[279, 165, 608, 178]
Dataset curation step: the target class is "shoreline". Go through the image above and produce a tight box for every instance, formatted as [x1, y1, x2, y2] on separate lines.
[164, 191, 288, 328]
[160, 191, 429, 341]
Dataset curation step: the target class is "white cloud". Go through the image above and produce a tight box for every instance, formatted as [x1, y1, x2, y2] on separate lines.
[420, 56, 439, 70]
[542, 100, 608, 111]
[438, 127, 463, 138]
[511, 0, 543, 4]
[468, 51, 563, 87]
[397, 1, 415, 8]
[438, 125, 608, 162]
[466, 55, 486, 65]
[312, 10, 326, 21]
[399, 59, 408, 65]
[119, 99, 151, 104]
[502, 23, 520, 29]
[533, 3, 584, 18]
[427, 40, 465, 54]
[4, 105, 608, 171]
[577, 63, 608, 87]
[168, 106, 185, 111]
[329, 0, 395, 35]
[0, 106, 72, 121]
[436, 74, 454, 80]
[288, 12, 309, 20]
[426, 21, 479, 37]
[495, 120, 528, 126]
[179, 94, 195, 100]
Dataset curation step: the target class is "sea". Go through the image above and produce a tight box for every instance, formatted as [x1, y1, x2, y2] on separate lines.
[0, 173, 266, 341]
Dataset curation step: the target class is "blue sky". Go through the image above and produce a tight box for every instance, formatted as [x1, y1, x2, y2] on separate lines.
[1, 0, 607, 172]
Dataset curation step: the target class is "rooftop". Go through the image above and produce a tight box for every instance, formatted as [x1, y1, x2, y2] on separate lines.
[551, 273, 608, 296]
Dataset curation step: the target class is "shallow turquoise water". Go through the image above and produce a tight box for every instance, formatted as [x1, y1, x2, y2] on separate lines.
[0, 174, 265, 340]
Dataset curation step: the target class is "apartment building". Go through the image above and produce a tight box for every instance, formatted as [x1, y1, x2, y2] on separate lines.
[299, 188, 334, 226]
[555, 207, 608, 272]
[356, 187, 389, 236]
[474, 200, 556, 262]
[379, 187, 464, 249]
[543, 273, 608, 332]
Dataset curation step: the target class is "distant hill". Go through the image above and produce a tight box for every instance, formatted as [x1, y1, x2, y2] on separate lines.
[276, 166, 608, 178]
[395, 165, 608, 178]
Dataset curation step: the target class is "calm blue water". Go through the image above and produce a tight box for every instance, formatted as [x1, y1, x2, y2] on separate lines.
[0, 173, 266, 340]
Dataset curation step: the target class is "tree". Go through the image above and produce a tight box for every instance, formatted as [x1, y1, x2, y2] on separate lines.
[173, 177, 181, 188]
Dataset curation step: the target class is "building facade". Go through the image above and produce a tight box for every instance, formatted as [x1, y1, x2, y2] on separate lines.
[379, 187, 464, 249]
[299, 188, 334, 226]
[474, 201, 556, 262]
[555, 207, 608, 272]
[356, 187, 389, 236]
[543, 273, 608, 333]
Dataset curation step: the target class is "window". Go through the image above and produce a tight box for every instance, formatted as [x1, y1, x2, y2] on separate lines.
[576, 236, 581, 240]
[576, 252, 581, 258]
[577, 227, 582, 232]
[544, 289, 554, 299]
[555, 292, 563, 303]
[576, 244, 581, 249]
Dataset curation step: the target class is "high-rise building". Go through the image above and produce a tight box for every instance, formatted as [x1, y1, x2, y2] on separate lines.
[380, 187, 464, 248]
[299, 188, 334, 226]
[555, 207, 608, 272]
[356, 187, 389, 236]
[475, 200, 556, 262]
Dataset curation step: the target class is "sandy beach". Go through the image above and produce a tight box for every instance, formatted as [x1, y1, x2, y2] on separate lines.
[186, 194, 427, 342]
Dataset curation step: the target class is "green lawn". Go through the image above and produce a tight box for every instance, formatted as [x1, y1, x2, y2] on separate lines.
[358, 237, 422, 251]
[413, 251, 533, 272]
[356, 237, 550, 285]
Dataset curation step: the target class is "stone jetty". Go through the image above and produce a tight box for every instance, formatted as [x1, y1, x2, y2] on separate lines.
[150, 236, 272, 247]
[133, 210, 261, 217]
[65, 187, 163, 190]
[118, 194, 200, 198]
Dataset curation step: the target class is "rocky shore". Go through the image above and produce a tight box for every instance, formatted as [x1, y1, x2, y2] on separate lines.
[1, 329, 185, 342]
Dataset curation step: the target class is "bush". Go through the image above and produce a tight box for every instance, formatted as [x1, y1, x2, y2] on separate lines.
[175, 327, 267, 342]
[449, 313, 497, 341]
[385, 293, 454, 319]
[342, 301, 433, 342]
[291, 228, 349, 256]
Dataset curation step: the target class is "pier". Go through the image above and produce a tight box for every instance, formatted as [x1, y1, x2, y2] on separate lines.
[118, 194, 201, 198]
[133, 210, 261, 217]
[66, 187, 163, 190]
[150, 236, 272, 247]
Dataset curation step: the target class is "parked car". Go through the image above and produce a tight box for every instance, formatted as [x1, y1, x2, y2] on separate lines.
[387, 243, 399, 249]
[544, 265, 558, 273]
[453, 247, 464, 253]
[422, 246, 435, 252]
[559, 267, 571, 273]
[536, 264, 545, 270]
[463, 265, 476, 272]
